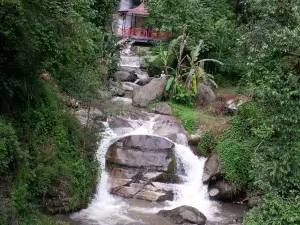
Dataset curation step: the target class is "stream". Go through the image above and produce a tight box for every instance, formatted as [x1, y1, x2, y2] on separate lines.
[66, 112, 244, 225]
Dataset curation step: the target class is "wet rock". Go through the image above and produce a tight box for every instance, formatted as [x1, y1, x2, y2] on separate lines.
[109, 168, 140, 179]
[196, 83, 216, 107]
[111, 97, 132, 105]
[208, 179, 243, 201]
[75, 107, 107, 132]
[188, 134, 201, 146]
[106, 135, 174, 171]
[120, 110, 150, 121]
[133, 77, 167, 107]
[109, 80, 126, 97]
[122, 82, 140, 91]
[135, 69, 151, 85]
[158, 205, 207, 225]
[202, 151, 222, 184]
[153, 115, 187, 141]
[114, 71, 137, 82]
[140, 58, 147, 69]
[155, 103, 172, 115]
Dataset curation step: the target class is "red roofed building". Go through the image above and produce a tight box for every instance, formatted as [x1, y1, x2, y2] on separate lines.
[114, 2, 172, 42]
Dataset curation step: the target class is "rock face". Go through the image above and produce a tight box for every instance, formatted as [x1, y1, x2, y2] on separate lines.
[135, 69, 151, 85]
[208, 179, 242, 201]
[106, 135, 179, 202]
[114, 71, 137, 82]
[75, 107, 106, 132]
[108, 80, 125, 97]
[158, 205, 207, 225]
[153, 115, 187, 142]
[155, 103, 172, 115]
[202, 151, 222, 184]
[132, 77, 167, 107]
[196, 83, 216, 107]
[122, 82, 140, 91]
[106, 135, 174, 171]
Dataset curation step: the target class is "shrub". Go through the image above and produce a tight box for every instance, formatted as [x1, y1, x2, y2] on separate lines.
[0, 119, 20, 174]
[244, 194, 300, 225]
[197, 131, 216, 155]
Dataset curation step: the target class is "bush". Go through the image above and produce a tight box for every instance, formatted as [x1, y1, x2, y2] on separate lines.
[244, 194, 300, 225]
[197, 131, 215, 155]
[0, 119, 20, 174]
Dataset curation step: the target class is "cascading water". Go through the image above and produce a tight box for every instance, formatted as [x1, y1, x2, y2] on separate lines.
[72, 114, 220, 225]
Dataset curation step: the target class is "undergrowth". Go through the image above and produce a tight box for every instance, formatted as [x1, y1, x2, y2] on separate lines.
[0, 84, 99, 224]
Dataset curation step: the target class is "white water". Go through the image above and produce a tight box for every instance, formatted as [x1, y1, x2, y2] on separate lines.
[72, 114, 219, 225]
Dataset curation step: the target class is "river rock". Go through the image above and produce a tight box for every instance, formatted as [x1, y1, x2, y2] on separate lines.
[132, 77, 167, 107]
[158, 205, 207, 225]
[108, 80, 126, 97]
[155, 103, 172, 115]
[135, 69, 151, 85]
[75, 107, 106, 132]
[153, 115, 187, 141]
[122, 82, 140, 91]
[196, 83, 216, 107]
[188, 134, 201, 146]
[202, 151, 222, 184]
[208, 179, 243, 201]
[114, 71, 137, 82]
[106, 135, 174, 171]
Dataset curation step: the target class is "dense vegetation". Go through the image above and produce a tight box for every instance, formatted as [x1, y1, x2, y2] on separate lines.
[149, 0, 300, 224]
[0, 0, 116, 224]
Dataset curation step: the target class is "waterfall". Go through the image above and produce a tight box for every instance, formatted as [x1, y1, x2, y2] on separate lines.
[72, 115, 219, 225]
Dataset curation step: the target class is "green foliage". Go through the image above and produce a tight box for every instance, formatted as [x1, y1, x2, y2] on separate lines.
[169, 102, 199, 134]
[0, 118, 20, 174]
[244, 194, 300, 225]
[216, 103, 262, 187]
[0, 0, 117, 112]
[197, 131, 215, 155]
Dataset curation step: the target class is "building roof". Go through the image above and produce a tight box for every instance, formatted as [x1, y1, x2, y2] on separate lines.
[127, 3, 149, 16]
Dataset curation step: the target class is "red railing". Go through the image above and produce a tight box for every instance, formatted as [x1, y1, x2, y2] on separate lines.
[115, 27, 173, 40]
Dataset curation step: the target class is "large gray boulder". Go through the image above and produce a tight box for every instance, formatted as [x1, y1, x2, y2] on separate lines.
[202, 151, 222, 184]
[135, 69, 151, 85]
[133, 77, 167, 107]
[208, 179, 243, 201]
[106, 135, 179, 202]
[114, 71, 137, 82]
[158, 205, 207, 225]
[106, 135, 174, 171]
[153, 115, 187, 142]
[155, 103, 172, 115]
[196, 83, 216, 107]
[108, 80, 125, 97]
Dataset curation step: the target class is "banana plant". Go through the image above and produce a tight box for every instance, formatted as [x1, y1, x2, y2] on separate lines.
[182, 40, 223, 93]
[144, 37, 181, 75]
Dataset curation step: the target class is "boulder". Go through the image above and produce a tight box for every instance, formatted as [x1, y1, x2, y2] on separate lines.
[106, 135, 174, 171]
[133, 77, 167, 107]
[75, 107, 106, 132]
[208, 179, 243, 201]
[188, 134, 201, 146]
[157, 205, 207, 225]
[153, 115, 187, 141]
[122, 82, 140, 91]
[108, 80, 125, 97]
[196, 83, 216, 107]
[108, 117, 143, 134]
[114, 71, 137, 82]
[155, 103, 172, 115]
[202, 151, 222, 184]
[139, 58, 147, 69]
[135, 69, 151, 85]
